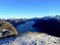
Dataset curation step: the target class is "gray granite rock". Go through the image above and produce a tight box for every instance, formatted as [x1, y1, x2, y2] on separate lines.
[4, 32, 60, 45]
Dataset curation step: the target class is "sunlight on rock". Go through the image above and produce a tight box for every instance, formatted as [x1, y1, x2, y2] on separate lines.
[2, 32, 60, 45]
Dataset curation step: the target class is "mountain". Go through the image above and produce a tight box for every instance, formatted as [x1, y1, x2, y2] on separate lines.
[0, 15, 60, 45]
[33, 17, 60, 37]
[6, 19, 28, 28]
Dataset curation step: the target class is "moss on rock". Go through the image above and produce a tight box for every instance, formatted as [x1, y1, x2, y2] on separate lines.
[0, 22, 18, 38]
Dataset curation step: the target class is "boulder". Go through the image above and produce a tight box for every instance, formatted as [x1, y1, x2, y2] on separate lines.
[0, 22, 18, 38]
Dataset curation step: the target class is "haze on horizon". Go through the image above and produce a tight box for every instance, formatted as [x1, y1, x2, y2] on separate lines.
[0, 0, 60, 18]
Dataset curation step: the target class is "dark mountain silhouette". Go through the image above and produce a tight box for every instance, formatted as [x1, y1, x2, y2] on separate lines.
[6, 19, 28, 28]
[33, 17, 60, 37]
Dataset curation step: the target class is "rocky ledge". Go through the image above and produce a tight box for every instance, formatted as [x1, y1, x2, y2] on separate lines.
[4, 32, 60, 45]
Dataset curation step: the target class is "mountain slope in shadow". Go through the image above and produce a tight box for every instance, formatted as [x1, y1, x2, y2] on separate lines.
[33, 17, 60, 37]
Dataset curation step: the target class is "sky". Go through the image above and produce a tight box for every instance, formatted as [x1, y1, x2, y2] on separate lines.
[0, 0, 60, 18]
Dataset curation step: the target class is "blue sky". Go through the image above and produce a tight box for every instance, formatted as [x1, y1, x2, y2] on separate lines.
[0, 0, 60, 18]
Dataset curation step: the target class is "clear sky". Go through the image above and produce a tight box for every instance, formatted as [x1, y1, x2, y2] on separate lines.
[0, 0, 60, 18]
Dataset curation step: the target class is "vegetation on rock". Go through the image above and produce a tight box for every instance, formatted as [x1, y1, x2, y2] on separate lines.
[0, 22, 18, 38]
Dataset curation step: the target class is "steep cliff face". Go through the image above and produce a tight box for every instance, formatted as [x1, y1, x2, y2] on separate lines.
[0, 22, 18, 38]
